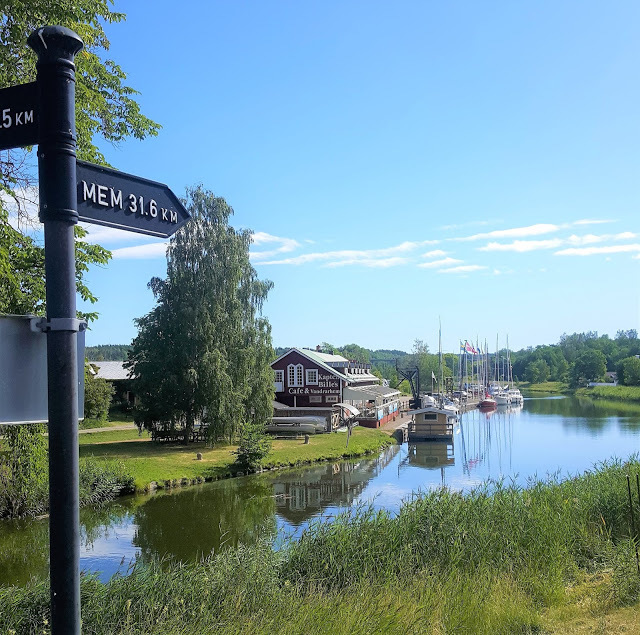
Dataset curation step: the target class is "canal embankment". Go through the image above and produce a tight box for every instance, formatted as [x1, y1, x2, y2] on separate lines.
[78, 425, 395, 492]
[1, 455, 639, 633]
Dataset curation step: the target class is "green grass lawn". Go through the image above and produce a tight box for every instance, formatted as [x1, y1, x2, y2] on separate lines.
[576, 384, 640, 402]
[78, 429, 147, 444]
[517, 381, 568, 393]
[79, 427, 394, 491]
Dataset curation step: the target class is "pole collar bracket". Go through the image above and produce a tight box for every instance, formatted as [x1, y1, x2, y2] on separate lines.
[30, 317, 87, 333]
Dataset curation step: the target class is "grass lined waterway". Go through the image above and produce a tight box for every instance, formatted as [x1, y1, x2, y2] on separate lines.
[1, 395, 639, 589]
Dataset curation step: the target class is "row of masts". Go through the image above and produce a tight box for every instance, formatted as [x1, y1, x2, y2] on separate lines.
[432, 334, 515, 400]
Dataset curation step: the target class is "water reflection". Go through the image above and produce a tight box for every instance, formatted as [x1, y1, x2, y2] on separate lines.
[270, 448, 397, 526]
[1, 396, 639, 586]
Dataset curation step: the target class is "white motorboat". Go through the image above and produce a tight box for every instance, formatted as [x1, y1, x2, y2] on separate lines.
[266, 416, 327, 435]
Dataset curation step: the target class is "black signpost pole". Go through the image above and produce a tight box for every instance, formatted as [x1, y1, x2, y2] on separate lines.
[27, 26, 84, 635]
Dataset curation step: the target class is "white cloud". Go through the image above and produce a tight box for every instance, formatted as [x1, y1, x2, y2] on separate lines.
[0, 186, 39, 218]
[80, 223, 158, 245]
[418, 257, 463, 268]
[479, 239, 564, 252]
[422, 249, 447, 258]
[572, 218, 615, 226]
[111, 242, 168, 259]
[456, 223, 560, 242]
[438, 265, 487, 274]
[259, 240, 437, 266]
[325, 257, 408, 268]
[250, 232, 301, 260]
[564, 232, 636, 246]
[555, 244, 640, 256]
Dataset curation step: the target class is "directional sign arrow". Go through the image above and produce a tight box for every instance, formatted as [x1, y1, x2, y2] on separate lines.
[0, 82, 38, 151]
[76, 160, 190, 238]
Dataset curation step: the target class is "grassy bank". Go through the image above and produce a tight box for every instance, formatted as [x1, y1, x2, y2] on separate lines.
[79, 427, 394, 491]
[2, 457, 639, 633]
[0, 457, 133, 519]
[576, 385, 640, 403]
[517, 380, 568, 394]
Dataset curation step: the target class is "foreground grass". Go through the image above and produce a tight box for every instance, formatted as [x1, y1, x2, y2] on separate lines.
[2, 457, 639, 633]
[518, 381, 568, 393]
[79, 427, 394, 491]
[577, 385, 640, 403]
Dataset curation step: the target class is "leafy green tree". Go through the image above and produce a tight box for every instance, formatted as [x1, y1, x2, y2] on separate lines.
[525, 359, 550, 384]
[127, 187, 275, 443]
[84, 363, 113, 421]
[570, 350, 607, 387]
[618, 356, 640, 386]
[0, 1, 159, 318]
[233, 422, 272, 472]
[0, 424, 48, 517]
[339, 344, 371, 363]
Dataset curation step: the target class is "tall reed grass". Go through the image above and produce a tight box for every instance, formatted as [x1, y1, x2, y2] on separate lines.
[1, 457, 639, 633]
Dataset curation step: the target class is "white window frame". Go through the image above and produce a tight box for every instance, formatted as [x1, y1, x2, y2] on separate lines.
[306, 368, 319, 385]
[325, 395, 339, 403]
[288, 363, 304, 387]
[274, 370, 284, 392]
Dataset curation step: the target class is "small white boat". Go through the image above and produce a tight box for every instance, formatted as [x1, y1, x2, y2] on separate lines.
[408, 405, 457, 441]
[266, 416, 327, 435]
[495, 393, 511, 406]
[508, 388, 523, 404]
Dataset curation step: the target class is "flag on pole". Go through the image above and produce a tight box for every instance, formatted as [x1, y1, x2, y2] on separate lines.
[432, 371, 436, 381]
[464, 341, 478, 355]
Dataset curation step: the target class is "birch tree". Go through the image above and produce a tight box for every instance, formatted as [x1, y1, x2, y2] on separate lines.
[127, 186, 275, 443]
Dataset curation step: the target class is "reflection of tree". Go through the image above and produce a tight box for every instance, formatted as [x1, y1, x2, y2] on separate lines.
[132, 477, 276, 564]
[0, 516, 49, 586]
[0, 497, 139, 586]
[523, 396, 630, 432]
[80, 498, 139, 548]
[268, 446, 399, 525]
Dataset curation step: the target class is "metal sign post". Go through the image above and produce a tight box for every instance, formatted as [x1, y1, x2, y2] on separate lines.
[27, 26, 84, 634]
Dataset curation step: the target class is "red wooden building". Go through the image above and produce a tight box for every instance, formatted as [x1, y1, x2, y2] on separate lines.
[271, 347, 401, 430]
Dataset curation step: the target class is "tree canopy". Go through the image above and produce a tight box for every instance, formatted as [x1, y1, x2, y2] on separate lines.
[0, 2, 159, 319]
[126, 186, 275, 442]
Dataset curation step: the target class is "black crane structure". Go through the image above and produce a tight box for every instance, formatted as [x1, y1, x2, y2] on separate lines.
[394, 362, 421, 410]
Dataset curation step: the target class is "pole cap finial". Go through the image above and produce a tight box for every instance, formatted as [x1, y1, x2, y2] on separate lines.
[27, 26, 83, 62]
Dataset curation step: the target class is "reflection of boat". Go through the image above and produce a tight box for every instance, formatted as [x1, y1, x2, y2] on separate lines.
[408, 405, 457, 441]
[407, 442, 454, 468]
[266, 416, 327, 435]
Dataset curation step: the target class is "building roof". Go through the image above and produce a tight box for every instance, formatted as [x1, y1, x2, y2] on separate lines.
[272, 348, 379, 384]
[89, 361, 132, 380]
[302, 349, 350, 365]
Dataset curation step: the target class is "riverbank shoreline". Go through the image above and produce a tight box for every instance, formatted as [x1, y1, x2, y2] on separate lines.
[78, 426, 396, 494]
[2, 456, 639, 633]
[575, 384, 640, 403]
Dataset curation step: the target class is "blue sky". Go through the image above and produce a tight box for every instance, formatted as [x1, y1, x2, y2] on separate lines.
[48, 2, 640, 352]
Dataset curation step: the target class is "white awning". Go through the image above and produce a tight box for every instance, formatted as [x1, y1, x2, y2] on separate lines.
[333, 402, 361, 417]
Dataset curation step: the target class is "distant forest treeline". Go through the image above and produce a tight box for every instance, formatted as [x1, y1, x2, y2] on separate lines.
[85, 344, 132, 361]
[89, 329, 640, 388]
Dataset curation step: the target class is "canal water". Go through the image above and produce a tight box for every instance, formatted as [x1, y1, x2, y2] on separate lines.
[2, 394, 640, 587]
